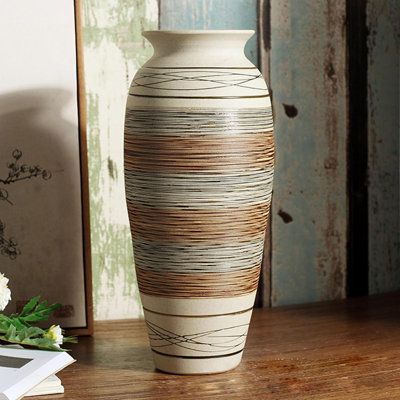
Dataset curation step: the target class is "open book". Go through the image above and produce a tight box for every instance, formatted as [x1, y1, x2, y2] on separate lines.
[0, 346, 74, 400]
[25, 375, 64, 397]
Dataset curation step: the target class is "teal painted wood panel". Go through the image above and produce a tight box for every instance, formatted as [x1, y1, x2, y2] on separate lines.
[367, 0, 400, 293]
[159, 0, 258, 65]
[269, 0, 348, 306]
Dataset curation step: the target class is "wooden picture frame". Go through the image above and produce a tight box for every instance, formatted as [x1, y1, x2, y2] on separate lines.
[72, 0, 94, 336]
[0, 0, 93, 335]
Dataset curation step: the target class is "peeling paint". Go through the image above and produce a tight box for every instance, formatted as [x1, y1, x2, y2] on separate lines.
[367, 0, 400, 294]
[282, 104, 298, 118]
[107, 157, 117, 180]
[270, 0, 347, 306]
[277, 209, 293, 224]
[82, 0, 158, 320]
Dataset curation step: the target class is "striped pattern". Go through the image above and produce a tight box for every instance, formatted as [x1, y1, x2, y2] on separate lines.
[124, 107, 274, 298]
[137, 267, 261, 298]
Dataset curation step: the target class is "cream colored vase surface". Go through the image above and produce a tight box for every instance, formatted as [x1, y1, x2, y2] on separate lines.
[124, 30, 274, 374]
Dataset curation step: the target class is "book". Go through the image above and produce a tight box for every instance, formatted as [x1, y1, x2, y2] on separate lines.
[25, 375, 64, 397]
[0, 346, 74, 400]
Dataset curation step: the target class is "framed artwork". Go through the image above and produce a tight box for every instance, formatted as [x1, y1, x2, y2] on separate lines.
[0, 0, 93, 335]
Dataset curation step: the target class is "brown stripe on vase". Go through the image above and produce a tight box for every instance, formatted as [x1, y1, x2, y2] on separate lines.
[124, 132, 274, 172]
[127, 203, 270, 237]
[136, 266, 261, 298]
[129, 207, 270, 244]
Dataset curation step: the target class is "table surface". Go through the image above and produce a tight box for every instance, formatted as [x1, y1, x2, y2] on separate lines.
[43, 292, 399, 400]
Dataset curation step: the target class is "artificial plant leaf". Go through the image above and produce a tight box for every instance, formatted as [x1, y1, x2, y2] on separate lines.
[19, 295, 41, 317]
[21, 303, 61, 323]
[0, 335, 64, 352]
[0, 314, 12, 332]
[20, 337, 64, 351]
[9, 317, 26, 331]
[62, 335, 78, 344]
[19, 326, 45, 340]
[5, 324, 17, 341]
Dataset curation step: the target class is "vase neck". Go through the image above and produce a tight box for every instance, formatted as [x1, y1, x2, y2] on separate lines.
[142, 30, 255, 69]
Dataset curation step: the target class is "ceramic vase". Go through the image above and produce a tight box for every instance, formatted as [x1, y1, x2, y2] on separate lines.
[124, 30, 274, 374]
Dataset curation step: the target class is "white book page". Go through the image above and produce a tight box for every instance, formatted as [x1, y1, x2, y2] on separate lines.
[0, 348, 74, 400]
[25, 375, 64, 397]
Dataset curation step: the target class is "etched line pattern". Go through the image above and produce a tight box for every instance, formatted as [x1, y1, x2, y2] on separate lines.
[131, 69, 267, 93]
[142, 306, 253, 318]
[124, 108, 274, 298]
[146, 321, 249, 354]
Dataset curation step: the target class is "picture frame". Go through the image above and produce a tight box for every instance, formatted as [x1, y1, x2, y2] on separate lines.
[0, 0, 93, 335]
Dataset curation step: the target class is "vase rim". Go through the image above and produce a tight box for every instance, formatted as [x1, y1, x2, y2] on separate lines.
[143, 29, 255, 35]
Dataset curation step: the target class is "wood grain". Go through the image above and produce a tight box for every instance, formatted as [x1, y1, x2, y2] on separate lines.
[81, 0, 158, 320]
[41, 292, 400, 399]
[366, 0, 400, 294]
[72, 0, 94, 337]
[257, 0, 272, 307]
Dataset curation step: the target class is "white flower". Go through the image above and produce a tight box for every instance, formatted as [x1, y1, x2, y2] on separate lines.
[45, 325, 63, 347]
[0, 273, 11, 311]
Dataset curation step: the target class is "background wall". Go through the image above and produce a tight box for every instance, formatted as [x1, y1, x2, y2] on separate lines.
[267, 0, 348, 306]
[366, 0, 399, 294]
[82, 0, 399, 320]
[82, 0, 158, 320]
[159, 0, 258, 64]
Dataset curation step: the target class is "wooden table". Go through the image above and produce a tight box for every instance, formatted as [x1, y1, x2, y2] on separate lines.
[49, 293, 399, 399]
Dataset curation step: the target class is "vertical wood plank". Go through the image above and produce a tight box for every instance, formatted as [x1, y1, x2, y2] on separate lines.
[82, 0, 158, 320]
[258, 0, 271, 86]
[367, 0, 400, 293]
[346, 0, 369, 297]
[269, 0, 348, 305]
[258, 0, 272, 307]
[159, 0, 259, 65]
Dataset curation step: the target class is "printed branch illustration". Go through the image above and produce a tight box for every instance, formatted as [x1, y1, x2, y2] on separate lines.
[0, 220, 18, 260]
[0, 149, 53, 259]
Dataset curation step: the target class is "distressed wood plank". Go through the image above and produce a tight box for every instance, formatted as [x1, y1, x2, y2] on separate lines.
[258, 0, 272, 307]
[159, 0, 259, 65]
[269, 0, 348, 305]
[367, 0, 400, 294]
[346, 0, 369, 296]
[82, 0, 158, 319]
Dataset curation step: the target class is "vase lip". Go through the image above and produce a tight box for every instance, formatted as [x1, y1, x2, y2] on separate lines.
[143, 29, 255, 35]
[141, 29, 256, 69]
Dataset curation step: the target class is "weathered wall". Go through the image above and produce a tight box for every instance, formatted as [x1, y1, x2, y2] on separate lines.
[159, 0, 258, 65]
[269, 0, 348, 305]
[367, 0, 400, 293]
[81, 0, 399, 320]
[82, 0, 158, 320]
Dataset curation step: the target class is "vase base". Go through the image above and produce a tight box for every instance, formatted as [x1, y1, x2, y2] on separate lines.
[152, 351, 243, 375]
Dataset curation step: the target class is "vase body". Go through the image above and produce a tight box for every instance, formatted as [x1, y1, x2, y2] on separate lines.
[124, 30, 274, 374]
